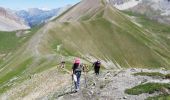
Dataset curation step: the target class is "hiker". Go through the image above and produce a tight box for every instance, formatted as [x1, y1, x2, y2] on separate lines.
[72, 58, 82, 92]
[82, 64, 89, 88]
[92, 60, 101, 75]
[59, 61, 65, 68]
[82, 64, 89, 73]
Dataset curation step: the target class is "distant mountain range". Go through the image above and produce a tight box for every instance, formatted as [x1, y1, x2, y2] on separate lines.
[0, 0, 170, 31]
[0, 5, 71, 31]
[0, 7, 30, 31]
[16, 5, 71, 27]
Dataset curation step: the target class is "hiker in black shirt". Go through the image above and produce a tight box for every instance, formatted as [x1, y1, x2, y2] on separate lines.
[92, 60, 101, 75]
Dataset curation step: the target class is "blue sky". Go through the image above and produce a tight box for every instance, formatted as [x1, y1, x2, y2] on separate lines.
[0, 0, 80, 10]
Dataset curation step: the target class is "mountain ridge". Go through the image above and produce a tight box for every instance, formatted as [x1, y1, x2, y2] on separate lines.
[0, 7, 30, 31]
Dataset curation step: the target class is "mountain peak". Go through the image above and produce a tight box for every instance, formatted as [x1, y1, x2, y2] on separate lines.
[57, 0, 114, 22]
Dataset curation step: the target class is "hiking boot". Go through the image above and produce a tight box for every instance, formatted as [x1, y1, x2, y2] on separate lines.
[75, 88, 80, 92]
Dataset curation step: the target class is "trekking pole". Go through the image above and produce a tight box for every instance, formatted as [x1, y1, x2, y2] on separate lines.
[84, 72, 87, 88]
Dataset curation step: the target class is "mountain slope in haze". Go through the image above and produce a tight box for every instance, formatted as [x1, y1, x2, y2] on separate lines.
[112, 0, 170, 24]
[16, 5, 71, 27]
[0, 7, 30, 31]
[0, 0, 170, 98]
[129, 0, 170, 24]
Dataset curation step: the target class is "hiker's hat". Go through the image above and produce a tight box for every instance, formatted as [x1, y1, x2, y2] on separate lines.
[74, 58, 80, 64]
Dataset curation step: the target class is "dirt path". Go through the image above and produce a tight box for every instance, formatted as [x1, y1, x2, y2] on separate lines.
[26, 22, 55, 56]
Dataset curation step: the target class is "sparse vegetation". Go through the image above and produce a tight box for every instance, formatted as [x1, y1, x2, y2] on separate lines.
[125, 83, 170, 95]
[147, 94, 170, 100]
[134, 72, 165, 78]
[134, 72, 170, 79]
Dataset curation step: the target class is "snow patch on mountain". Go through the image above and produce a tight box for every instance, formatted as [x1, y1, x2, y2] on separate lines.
[113, 0, 142, 10]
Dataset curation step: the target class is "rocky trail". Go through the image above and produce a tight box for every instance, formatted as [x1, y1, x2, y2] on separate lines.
[1, 68, 170, 100]
[43, 68, 170, 100]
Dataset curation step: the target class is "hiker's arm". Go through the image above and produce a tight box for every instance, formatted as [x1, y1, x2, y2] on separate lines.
[71, 65, 73, 75]
[72, 64, 74, 75]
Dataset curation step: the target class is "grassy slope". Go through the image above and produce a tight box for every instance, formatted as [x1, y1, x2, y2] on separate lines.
[122, 11, 170, 67]
[0, 26, 40, 53]
[123, 11, 170, 50]
[47, 5, 170, 69]
[0, 26, 41, 94]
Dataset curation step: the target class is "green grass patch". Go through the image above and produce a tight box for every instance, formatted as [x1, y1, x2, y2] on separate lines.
[0, 25, 40, 54]
[0, 31, 19, 53]
[122, 10, 146, 17]
[51, 40, 76, 57]
[80, 15, 92, 21]
[0, 59, 3, 64]
[125, 83, 170, 95]
[134, 72, 165, 78]
[147, 94, 170, 100]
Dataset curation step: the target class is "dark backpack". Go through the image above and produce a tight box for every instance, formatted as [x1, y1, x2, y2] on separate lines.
[75, 64, 82, 72]
[95, 61, 101, 67]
